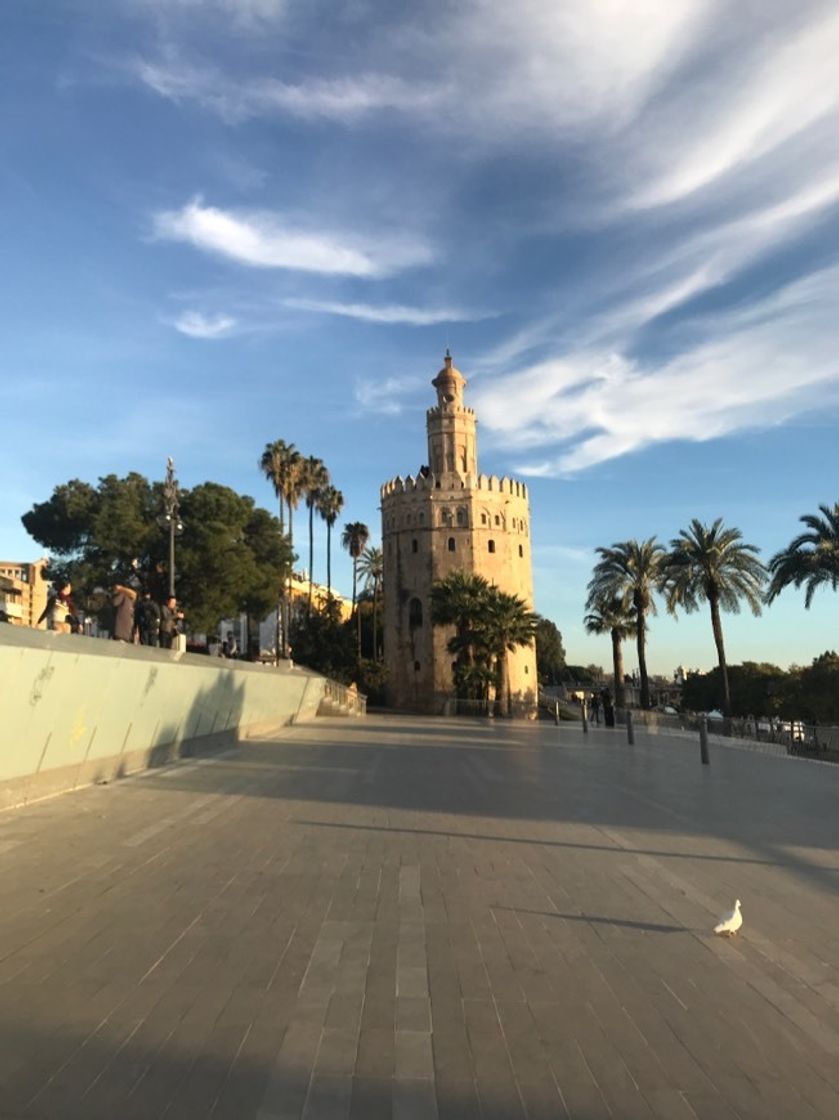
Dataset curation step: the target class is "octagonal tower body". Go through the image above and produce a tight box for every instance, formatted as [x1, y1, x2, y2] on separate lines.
[381, 353, 537, 714]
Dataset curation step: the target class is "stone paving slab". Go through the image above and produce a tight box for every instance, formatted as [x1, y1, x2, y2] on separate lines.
[1, 715, 839, 1118]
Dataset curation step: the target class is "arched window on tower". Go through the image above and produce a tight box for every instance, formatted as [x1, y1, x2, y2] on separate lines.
[456, 508, 467, 526]
[488, 540, 496, 554]
[448, 537, 456, 552]
[412, 539, 419, 553]
[408, 598, 423, 628]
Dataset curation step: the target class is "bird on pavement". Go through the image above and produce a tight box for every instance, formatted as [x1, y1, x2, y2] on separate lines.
[714, 899, 743, 936]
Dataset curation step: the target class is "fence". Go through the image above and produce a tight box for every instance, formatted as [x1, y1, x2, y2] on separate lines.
[613, 708, 839, 762]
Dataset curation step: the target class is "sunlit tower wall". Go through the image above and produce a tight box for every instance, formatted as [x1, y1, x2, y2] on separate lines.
[380, 352, 537, 714]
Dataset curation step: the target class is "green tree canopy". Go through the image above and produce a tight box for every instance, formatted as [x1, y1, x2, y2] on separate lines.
[535, 617, 566, 684]
[22, 473, 292, 636]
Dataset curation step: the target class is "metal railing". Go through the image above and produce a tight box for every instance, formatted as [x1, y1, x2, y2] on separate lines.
[613, 708, 839, 762]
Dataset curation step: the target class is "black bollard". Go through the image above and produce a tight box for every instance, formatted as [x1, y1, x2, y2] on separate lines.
[699, 717, 710, 765]
[554, 701, 560, 726]
[626, 709, 635, 745]
[582, 700, 589, 735]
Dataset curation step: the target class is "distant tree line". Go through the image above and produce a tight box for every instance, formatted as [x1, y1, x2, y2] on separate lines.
[682, 653, 839, 724]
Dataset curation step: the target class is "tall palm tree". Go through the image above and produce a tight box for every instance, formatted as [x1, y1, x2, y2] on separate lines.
[767, 502, 839, 608]
[358, 545, 384, 659]
[317, 485, 344, 601]
[259, 439, 300, 657]
[583, 596, 637, 709]
[663, 518, 766, 716]
[301, 456, 330, 613]
[341, 521, 369, 658]
[259, 440, 297, 534]
[479, 589, 538, 717]
[588, 538, 665, 709]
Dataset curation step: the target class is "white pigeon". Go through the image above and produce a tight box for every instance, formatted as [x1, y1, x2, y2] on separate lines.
[713, 899, 743, 936]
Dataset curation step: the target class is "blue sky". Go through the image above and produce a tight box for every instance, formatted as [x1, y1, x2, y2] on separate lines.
[2, 0, 838, 674]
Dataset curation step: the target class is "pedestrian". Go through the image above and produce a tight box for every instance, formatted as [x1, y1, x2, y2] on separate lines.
[601, 688, 615, 728]
[159, 594, 184, 649]
[589, 692, 601, 725]
[111, 582, 138, 642]
[135, 590, 161, 646]
[37, 580, 80, 634]
[226, 630, 238, 659]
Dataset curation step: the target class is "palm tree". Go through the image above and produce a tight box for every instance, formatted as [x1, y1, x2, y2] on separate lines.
[588, 538, 666, 709]
[479, 589, 538, 717]
[259, 441, 304, 657]
[430, 571, 492, 687]
[583, 596, 637, 709]
[341, 521, 369, 658]
[317, 486, 344, 601]
[767, 502, 839, 608]
[259, 440, 296, 534]
[663, 518, 766, 716]
[301, 456, 330, 613]
[358, 545, 384, 659]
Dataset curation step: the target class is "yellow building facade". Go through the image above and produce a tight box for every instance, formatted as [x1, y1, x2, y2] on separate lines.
[380, 353, 537, 714]
[0, 558, 49, 628]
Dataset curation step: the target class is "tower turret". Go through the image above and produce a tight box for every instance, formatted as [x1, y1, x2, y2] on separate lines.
[426, 350, 477, 480]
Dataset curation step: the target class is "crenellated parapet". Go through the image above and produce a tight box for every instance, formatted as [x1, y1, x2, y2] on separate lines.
[426, 405, 476, 421]
[381, 471, 528, 502]
[475, 474, 528, 499]
[380, 473, 434, 498]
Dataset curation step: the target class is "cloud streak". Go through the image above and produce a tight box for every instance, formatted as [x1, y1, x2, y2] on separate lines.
[153, 198, 433, 277]
[170, 310, 237, 338]
[283, 298, 491, 326]
[476, 266, 839, 475]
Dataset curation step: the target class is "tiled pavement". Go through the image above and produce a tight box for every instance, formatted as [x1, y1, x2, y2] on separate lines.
[1, 714, 839, 1119]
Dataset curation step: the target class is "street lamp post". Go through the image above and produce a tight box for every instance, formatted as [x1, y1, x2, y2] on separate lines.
[162, 457, 182, 598]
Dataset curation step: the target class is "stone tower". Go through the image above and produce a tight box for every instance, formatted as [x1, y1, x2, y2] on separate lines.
[381, 352, 537, 713]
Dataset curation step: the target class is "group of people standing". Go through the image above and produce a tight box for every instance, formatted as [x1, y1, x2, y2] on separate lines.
[116, 586, 184, 648]
[38, 580, 184, 648]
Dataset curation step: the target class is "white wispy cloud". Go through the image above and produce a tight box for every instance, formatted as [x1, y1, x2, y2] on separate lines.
[130, 0, 287, 28]
[354, 375, 422, 416]
[135, 58, 441, 124]
[283, 298, 490, 326]
[630, 6, 839, 209]
[476, 266, 839, 476]
[170, 310, 237, 338]
[152, 198, 433, 277]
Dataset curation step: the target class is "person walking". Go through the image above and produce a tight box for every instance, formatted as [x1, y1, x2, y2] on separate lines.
[589, 692, 601, 725]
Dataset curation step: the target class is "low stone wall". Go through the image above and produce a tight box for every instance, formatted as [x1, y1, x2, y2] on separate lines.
[0, 626, 326, 809]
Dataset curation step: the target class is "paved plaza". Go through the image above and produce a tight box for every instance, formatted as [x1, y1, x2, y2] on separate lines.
[1, 715, 839, 1119]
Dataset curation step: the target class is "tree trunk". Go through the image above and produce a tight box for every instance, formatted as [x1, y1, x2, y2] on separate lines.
[352, 559, 361, 659]
[709, 592, 731, 716]
[636, 606, 651, 709]
[285, 507, 294, 659]
[326, 523, 332, 600]
[307, 503, 315, 615]
[611, 629, 626, 708]
[494, 650, 510, 718]
[372, 577, 379, 660]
